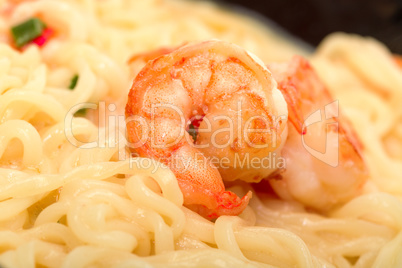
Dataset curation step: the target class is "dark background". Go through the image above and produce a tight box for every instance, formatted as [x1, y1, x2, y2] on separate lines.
[219, 0, 402, 54]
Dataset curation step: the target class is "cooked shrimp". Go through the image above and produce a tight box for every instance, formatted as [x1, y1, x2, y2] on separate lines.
[126, 40, 288, 219]
[395, 55, 402, 69]
[267, 56, 368, 210]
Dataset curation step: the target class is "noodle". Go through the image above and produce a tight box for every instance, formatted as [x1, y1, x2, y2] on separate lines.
[0, 0, 401, 267]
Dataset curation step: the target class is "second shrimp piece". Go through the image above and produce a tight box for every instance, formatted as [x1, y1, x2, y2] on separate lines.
[267, 56, 368, 210]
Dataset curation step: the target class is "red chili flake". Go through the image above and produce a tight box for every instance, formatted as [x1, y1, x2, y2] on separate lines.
[190, 116, 204, 128]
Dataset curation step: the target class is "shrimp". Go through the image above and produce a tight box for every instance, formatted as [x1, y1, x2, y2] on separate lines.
[395, 55, 402, 69]
[267, 56, 368, 210]
[126, 40, 288, 219]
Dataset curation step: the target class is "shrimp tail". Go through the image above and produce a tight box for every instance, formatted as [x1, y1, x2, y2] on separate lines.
[183, 184, 252, 220]
[167, 145, 251, 220]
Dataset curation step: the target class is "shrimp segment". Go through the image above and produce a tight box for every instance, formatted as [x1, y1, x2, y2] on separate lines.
[395, 55, 402, 69]
[267, 56, 368, 210]
[126, 40, 288, 219]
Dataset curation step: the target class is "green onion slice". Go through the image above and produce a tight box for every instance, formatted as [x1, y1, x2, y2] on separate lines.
[188, 123, 197, 142]
[74, 108, 87, 117]
[11, 18, 46, 48]
[68, 75, 79, 90]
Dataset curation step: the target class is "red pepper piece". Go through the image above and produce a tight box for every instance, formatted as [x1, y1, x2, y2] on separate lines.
[31, 28, 53, 47]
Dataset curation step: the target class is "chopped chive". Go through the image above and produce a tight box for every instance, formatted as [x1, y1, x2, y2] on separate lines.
[74, 108, 87, 117]
[11, 18, 46, 48]
[68, 75, 79, 90]
[188, 124, 197, 142]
